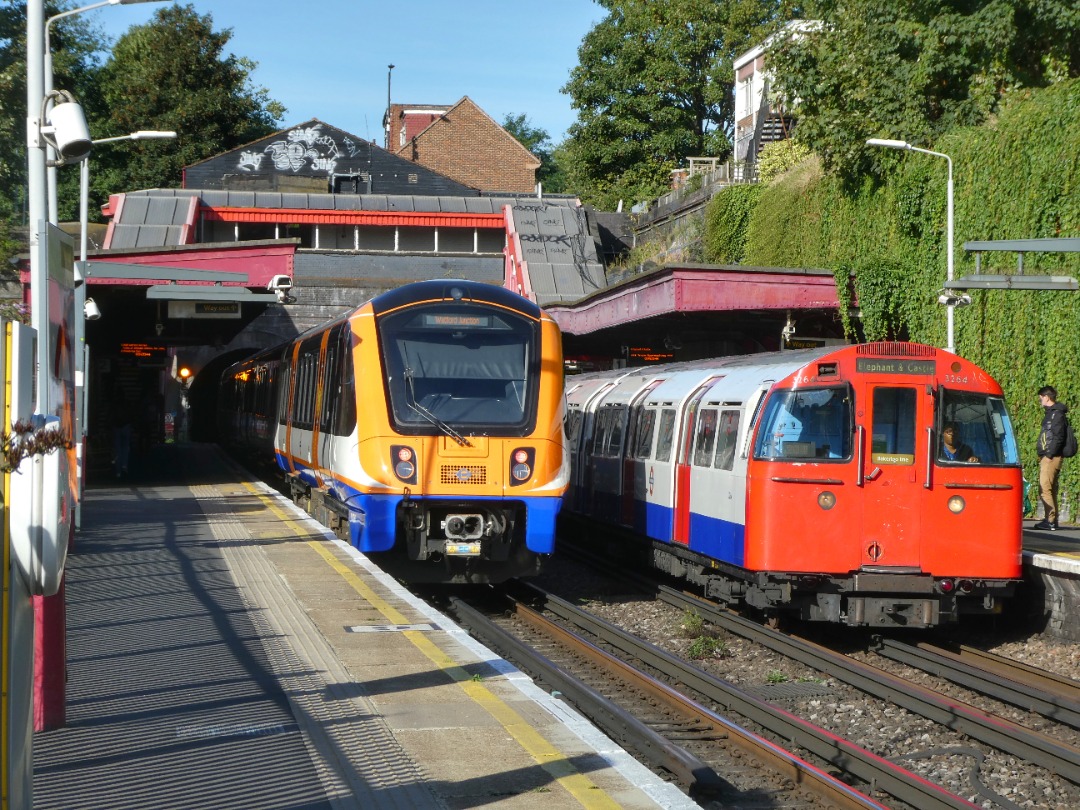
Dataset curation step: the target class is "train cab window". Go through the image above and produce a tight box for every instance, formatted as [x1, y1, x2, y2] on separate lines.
[378, 301, 539, 434]
[633, 408, 657, 459]
[654, 409, 677, 462]
[938, 389, 1020, 465]
[693, 409, 718, 467]
[714, 410, 741, 470]
[870, 388, 917, 464]
[753, 386, 852, 461]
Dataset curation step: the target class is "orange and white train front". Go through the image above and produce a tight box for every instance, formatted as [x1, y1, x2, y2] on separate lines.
[745, 342, 1023, 625]
[315, 281, 567, 583]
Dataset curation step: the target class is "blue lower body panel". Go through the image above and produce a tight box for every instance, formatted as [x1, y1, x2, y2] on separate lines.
[343, 492, 562, 556]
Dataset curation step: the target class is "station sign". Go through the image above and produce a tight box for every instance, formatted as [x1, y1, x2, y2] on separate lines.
[167, 301, 242, 319]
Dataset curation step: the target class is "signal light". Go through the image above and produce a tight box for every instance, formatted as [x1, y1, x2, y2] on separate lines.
[509, 447, 534, 486]
[391, 444, 417, 484]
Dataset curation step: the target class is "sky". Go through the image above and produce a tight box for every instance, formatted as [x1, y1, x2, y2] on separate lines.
[88, 0, 604, 147]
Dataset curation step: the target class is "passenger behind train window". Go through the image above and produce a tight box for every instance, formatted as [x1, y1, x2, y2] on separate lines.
[939, 421, 979, 463]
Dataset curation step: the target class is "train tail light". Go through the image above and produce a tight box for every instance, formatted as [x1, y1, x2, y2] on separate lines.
[392, 444, 417, 484]
[958, 579, 975, 594]
[510, 447, 534, 486]
[938, 578, 955, 593]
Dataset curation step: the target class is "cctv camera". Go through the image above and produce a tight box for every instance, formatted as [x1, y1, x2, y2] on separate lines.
[275, 289, 297, 304]
[45, 99, 92, 162]
[267, 274, 293, 292]
[83, 298, 101, 321]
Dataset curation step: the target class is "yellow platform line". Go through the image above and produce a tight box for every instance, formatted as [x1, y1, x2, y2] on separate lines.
[242, 482, 621, 810]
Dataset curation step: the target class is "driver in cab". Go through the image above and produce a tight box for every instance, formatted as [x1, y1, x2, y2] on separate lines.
[940, 421, 979, 463]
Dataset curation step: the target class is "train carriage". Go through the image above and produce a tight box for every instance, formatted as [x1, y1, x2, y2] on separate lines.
[564, 342, 1023, 628]
[221, 280, 568, 584]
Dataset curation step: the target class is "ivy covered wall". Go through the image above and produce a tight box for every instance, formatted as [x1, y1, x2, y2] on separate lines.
[703, 79, 1080, 519]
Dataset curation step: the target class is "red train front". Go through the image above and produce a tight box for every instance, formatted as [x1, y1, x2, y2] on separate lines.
[564, 341, 1024, 628]
[746, 342, 1023, 626]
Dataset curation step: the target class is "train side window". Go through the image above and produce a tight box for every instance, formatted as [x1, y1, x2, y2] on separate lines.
[714, 410, 741, 470]
[565, 409, 583, 451]
[693, 409, 718, 467]
[633, 408, 657, 459]
[655, 409, 676, 462]
[335, 326, 357, 435]
[321, 336, 339, 432]
[604, 407, 626, 457]
[278, 365, 291, 425]
[871, 387, 916, 465]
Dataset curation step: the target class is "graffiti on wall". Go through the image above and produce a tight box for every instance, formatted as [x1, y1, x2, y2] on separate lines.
[239, 124, 359, 175]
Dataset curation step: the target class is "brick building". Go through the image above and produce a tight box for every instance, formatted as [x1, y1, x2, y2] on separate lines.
[389, 97, 541, 193]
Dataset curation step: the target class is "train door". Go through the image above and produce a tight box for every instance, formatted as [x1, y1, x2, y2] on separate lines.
[316, 324, 344, 479]
[623, 381, 664, 528]
[573, 381, 615, 514]
[673, 377, 720, 545]
[288, 336, 322, 475]
[859, 383, 928, 568]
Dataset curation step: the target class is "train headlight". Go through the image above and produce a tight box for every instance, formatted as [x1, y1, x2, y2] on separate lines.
[391, 445, 417, 484]
[510, 447, 535, 486]
[817, 491, 836, 510]
[947, 495, 966, 514]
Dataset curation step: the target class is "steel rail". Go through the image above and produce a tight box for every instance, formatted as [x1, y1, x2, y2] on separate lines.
[648, 581, 1080, 787]
[514, 582, 977, 810]
[446, 595, 731, 800]
[874, 637, 1080, 731]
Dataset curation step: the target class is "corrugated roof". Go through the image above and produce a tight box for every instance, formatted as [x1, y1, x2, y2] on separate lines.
[507, 203, 606, 306]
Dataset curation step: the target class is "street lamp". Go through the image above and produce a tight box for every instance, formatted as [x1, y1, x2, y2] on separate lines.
[866, 137, 956, 353]
[29, 0, 170, 413]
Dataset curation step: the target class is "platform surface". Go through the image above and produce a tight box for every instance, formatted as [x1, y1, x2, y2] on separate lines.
[32, 443, 696, 810]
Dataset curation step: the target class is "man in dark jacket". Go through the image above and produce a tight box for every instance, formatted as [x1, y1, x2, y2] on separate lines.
[1035, 385, 1067, 530]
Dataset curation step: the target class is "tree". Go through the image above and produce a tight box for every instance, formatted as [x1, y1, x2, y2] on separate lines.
[0, 1, 108, 226]
[769, 0, 1080, 182]
[501, 112, 566, 192]
[561, 0, 793, 209]
[93, 3, 284, 194]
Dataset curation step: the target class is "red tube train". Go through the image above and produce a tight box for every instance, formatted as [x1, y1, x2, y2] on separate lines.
[219, 280, 568, 584]
[563, 342, 1023, 628]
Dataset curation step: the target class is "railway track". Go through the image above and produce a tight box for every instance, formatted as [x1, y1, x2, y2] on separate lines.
[444, 584, 979, 810]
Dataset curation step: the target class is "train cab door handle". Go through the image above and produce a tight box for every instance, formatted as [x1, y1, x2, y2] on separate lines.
[865, 466, 882, 481]
[925, 426, 934, 489]
[856, 425, 866, 486]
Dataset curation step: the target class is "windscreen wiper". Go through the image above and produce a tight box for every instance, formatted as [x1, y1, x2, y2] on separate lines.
[404, 366, 472, 447]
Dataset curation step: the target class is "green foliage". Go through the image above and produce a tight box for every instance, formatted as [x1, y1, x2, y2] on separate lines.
[765, 669, 789, 684]
[561, 0, 790, 207]
[679, 609, 705, 637]
[741, 78, 1080, 517]
[755, 140, 812, 184]
[502, 112, 566, 193]
[687, 635, 727, 660]
[769, 1, 1080, 182]
[702, 183, 762, 263]
[94, 3, 283, 193]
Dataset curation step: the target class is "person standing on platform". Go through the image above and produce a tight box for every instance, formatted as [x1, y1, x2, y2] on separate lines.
[1035, 385, 1067, 530]
[111, 387, 133, 479]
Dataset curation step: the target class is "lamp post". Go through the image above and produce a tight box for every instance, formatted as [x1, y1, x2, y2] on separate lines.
[866, 137, 955, 352]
